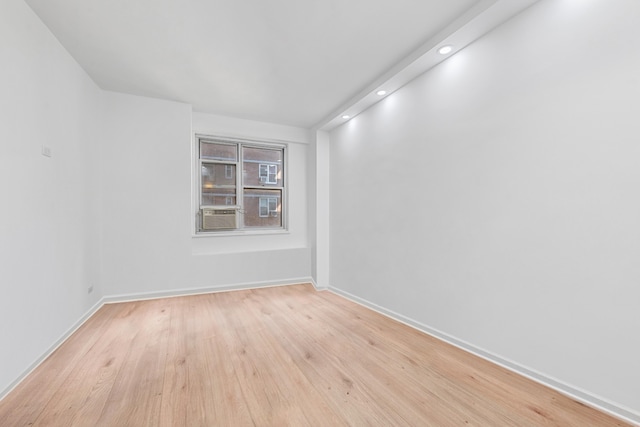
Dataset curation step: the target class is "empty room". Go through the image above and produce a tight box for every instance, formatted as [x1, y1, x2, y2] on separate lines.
[1, 0, 639, 425]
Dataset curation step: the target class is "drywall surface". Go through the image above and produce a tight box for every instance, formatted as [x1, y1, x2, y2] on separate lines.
[309, 131, 331, 289]
[329, 0, 640, 415]
[99, 92, 193, 296]
[99, 103, 311, 297]
[0, 0, 102, 395]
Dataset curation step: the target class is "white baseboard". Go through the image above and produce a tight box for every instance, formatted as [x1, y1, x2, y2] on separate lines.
[0, 298, 105, 402]
[309, 276, 328, 291]
[102, 277, 316, 304]
[328, 286, 640, 426]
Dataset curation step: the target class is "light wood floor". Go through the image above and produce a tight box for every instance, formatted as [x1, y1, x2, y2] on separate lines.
[0, 284, 631, 426]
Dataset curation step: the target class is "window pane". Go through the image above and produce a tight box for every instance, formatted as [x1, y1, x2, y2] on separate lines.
[201, 142, 237, 161]
[201, 163, 236, 205]
[243, 147, 283, 187]
[202, 187, 236, 206]
[244, 189, 282, 228]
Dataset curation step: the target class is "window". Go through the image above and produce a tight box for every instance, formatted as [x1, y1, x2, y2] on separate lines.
[259, 164, 278, 184]
[259, 197, 278, 217]
[196, 136, 285, 233]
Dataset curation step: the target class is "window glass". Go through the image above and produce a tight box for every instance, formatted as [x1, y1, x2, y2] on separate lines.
[243, 189, 282, 228]
[243, 146, 283, 187]
[201, 163, 236, 205]
[201, 142, 237, 161]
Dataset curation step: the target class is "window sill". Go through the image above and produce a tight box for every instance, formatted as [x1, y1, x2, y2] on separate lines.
[192, 228, 290, 238]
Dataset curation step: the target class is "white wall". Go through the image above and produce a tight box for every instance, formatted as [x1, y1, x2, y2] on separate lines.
[309, 131, 331, 289]
[100, 105, 312, 298]
[99, 92, 193, 297]
[329, 0, 640, 418]
[0, 0, 102, 395]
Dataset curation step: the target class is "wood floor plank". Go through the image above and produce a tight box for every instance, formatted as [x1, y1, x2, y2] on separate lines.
[0, 303, 123, 426]
[317, 287, 629, 426]
[298, 288, 511, 424]
[28, 300, 167, 426]
[95, 299, 171, 426]
[159, 294, 253, 426]
[251, 288, 404, 423]
[0, 283, 632, 426]
[206, 290, 317, 425]
[236, 289, 347, 425]
[265, 285, 474, 426]
[312, 287, 628, 426]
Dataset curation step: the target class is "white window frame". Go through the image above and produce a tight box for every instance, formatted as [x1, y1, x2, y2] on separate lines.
[259, 197, 278, 217]
[193, 134, 287, 236]
[259, 164, 278, 184]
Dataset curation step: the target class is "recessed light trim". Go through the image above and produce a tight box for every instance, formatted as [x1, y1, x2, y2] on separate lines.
[376, 90, 387, 96]
[438, 45, 453, 55]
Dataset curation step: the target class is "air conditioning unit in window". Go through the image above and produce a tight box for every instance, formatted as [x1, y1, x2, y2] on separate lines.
[201, 208, 238, 230]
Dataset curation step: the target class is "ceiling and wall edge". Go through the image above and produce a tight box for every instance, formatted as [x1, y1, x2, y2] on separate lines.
[314, 0, 540, 132]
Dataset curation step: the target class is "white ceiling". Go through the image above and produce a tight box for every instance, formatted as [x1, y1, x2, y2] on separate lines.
[24, 0, 538, 129]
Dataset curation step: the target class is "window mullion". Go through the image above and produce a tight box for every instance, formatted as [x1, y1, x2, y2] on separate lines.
[237, 145, 244, 228]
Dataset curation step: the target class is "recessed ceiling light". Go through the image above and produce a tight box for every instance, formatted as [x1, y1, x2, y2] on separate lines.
[342, 115, 350, 119]
[376, 90, 387, 96]
[438, 45, 453, 55]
